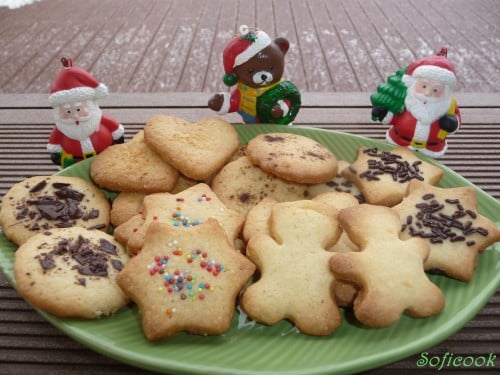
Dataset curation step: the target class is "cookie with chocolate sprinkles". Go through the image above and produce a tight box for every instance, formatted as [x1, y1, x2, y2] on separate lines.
[14, 226, 129, 318]
[393, 180, 500, 281]
[341, 146, 443, 206]
[0, 176, 110, 246]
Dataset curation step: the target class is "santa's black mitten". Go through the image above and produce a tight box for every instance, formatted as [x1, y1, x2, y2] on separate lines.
[438, 115, 458, 133]
[371, 106, 388, 122]
[114, 136, 125, 144]
[50, 152, 61, 166]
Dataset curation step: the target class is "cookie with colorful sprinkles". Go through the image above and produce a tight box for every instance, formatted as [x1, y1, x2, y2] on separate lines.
[116, 219, 256, 340]
[393, 180, 500, 281]
[341, 146, 443, 207]
[122, 183, 245, 255]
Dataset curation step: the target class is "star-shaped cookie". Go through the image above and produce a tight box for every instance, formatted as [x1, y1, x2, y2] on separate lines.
[341, 146, 443, 206]
[393, 180, 500, 281]
[116, 219, 256, 340]
[330, 204, 445, 327]
[119, 183, 245, 254]
[240, 200, 342, 336]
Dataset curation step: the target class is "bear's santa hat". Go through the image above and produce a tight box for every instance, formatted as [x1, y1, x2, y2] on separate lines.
[403, 47, 457, 89]
[49, 57, 108, 107]
[222, 25, 271, 86]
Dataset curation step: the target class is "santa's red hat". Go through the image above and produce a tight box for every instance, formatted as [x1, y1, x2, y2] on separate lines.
[49, 57, 108, 107]
[222, 25, 271, 86]
[403, 47, 457, 88]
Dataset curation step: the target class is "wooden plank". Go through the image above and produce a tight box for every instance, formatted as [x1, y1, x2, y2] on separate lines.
[177, 0, 220, 92]
[3, 92, 499, 109]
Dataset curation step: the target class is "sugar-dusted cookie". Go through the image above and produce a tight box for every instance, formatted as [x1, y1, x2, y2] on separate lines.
[330, 204, 445, 327]
[245, 133, 337, 184]
[211, 156, 308, 217]
[122, 183, 244, 255]
[116, 220, 256, 340]
[342, 146, 443, 206]
[393, 180, 500, 281]
[90, 131, 179, 194]
[240, 200, 342, 336]
[144, 115, 240, 181]
[305, 160, 364, 203]
[0, 176, 110, 246]
[14, 227, 129, 318]
[110, 192, 145, 227]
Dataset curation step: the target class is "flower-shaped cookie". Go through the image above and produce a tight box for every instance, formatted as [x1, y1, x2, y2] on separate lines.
[341, 146, 443, 206]
[393, 180, 500, 281]
[116, 219, 255, 340]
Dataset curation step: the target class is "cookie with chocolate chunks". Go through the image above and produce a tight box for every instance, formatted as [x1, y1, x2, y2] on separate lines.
[393, 180, 500, 281]
[0, 176, 110, 246]
[245, 133, 337, 184]
[14, 227, 129, 318]
[342, 146, 443, 206]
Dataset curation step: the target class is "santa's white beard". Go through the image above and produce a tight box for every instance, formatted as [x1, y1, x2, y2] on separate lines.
[53, 101, 102, 141]
[405, 86, 452, 125]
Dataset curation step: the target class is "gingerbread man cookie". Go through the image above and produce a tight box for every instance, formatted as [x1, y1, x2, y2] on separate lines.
[330, 204, 445, 327]
[240, 200, 342, 336]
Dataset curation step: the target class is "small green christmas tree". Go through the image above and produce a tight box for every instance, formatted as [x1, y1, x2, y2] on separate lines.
[370, 67, 408, 120]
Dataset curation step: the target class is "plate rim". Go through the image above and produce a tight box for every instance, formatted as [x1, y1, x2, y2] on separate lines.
[1, 125, 499, 375]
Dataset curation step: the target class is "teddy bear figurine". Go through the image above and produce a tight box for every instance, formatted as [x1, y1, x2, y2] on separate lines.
[208, 25, 301, 125]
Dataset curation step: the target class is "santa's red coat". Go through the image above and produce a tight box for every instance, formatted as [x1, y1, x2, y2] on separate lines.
[386, 107, 461, 154]
[48, 114, 123, 157]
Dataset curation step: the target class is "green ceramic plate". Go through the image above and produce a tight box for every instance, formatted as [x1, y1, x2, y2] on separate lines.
[1, 125, 499, 374]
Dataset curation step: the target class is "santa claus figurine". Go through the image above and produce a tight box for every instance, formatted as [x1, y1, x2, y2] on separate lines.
[47, 57, 125, 168]
[371, 48, 460, 158]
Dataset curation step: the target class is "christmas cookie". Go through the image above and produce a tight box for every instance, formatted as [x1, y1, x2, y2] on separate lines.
[210, 156, 308, 217]
[90, 131, 179, 194]
[121, 183, 244, 255]
[330, 204, 445, 327]
[144, 115, 240, 181]
[0, 176, 110, 246]
[393, 180, 500, 281]
[245, 133, 337, 184]
[240, 200, 342, 336]
[342, 146, 443, 206]
[14, 227, 129, 318]
[305, 160, 364, 203]
[116, 219, 256, 340]
[110, 192, 145, 227]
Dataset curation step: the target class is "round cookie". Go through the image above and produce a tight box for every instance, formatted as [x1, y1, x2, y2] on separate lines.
[210, 156, 308, 217]
[0, 176, 110, 246]
[14, 227, 130, 318]
[245, 133, 337, 184]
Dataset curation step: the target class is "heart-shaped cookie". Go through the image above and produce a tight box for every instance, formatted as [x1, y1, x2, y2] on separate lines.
[144, 115, 240, 180]
[90, 131, 179, 193]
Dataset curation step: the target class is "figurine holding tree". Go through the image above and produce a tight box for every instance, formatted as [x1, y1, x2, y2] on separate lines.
[371, 48, 460, 158]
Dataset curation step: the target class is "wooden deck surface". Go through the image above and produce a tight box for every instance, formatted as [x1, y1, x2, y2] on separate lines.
[1, 0, 499, 94]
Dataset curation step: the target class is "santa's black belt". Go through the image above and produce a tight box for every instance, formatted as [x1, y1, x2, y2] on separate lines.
[394, 129, 439, 146]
